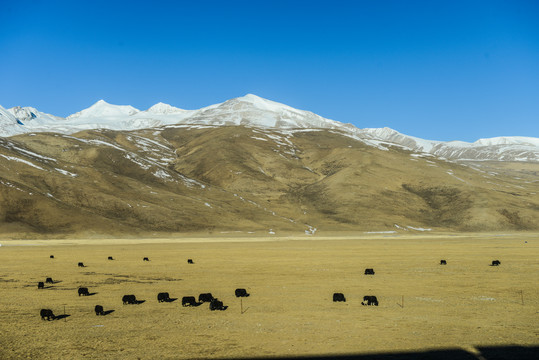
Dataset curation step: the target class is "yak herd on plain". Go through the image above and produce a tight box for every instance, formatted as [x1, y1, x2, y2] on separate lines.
[38, 256, 246, 320]
[38, 255, 502, 321]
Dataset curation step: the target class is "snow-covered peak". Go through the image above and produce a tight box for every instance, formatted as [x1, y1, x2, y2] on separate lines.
[67, 100, 140, 119]
[473, 136, 539, 147]
[145, 102, 185, 114]
[7, 106, 65, 125]
[189, 94, 346, 129]
[8, 106, 39, 122]
[233, 93, 293, 112]
[0, 105, 28, 137]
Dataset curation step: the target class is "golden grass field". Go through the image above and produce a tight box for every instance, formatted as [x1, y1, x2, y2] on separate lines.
[0, 233, 537, 359]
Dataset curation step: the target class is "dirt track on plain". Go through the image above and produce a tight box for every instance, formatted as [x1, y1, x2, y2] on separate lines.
[0, 233, 537, 359]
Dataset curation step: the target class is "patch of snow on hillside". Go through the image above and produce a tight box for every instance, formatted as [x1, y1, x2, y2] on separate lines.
[55, 168, 77, 177]
[153, 169, 172, 180]
[406, 226, 432, 231]
[0, 154, 45, 170]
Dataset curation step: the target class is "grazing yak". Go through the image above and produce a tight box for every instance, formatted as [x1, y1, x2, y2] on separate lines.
[364, 268, 375, 275]
[108, 256, 114, 260]
[38, 282, 45, 289]
[157, 292, 170, 302]
[50, 255, 54, 259]
[143, 257, 149, 261]
[209, 298, 227, 311]
[333, 293, 346, 302]
[198, 293, 214, 303]
[40, 309, 55, 320]
[122, 294, 137, 304]
[187, 259, 194, 264]
[78, 287, 90, 296]
[182, 296, 197, 307]
[46, 277, 54, 284]
[95, 305, 104, 315]
[491, 260, 501, 266]
[235, 288, 250, 297]
[362, 295, 379, 306]
[78, 262, 85, 267]
[440, 260, 447, 265]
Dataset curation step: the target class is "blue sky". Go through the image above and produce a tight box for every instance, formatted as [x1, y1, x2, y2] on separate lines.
[1, 0, 538, 141]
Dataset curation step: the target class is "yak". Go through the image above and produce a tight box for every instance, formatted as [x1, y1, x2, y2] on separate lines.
[198, 293, 214, 303]
[122, 295, 137, 304]
[209, 298, 227, 311]
[235, 288, 250, 297]
[95, 305, 104, 315]
[333, 293, 346, 302]
[362, 295, 379, 306]
[78, 287, 90, 296]
[157, 292, 170, 302]
[40, 309, 55, 320]
[182, 296, 197, 307]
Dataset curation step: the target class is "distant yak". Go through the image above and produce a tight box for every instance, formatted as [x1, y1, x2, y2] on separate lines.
[38, 282, 44, 289]
[40, 309, 55, 320]
[78, 262, 85, 267]
[440, 260, 447, 265]
[108, 256, 114, 260]
[362, 295, 378, 306]
[182, 296, 197, 307]
[209, 298, 227, 311]
[187, 259, 194, 264]
[491, 260, 501, 266]
[143, 257, 149, 261]
[157, 292, 170, 302]
[235, 288, 250, 297]
[122, 294, 137, 305]
[78, 287, 90, 296]
[46, 277, 54, 284]
[364, 268, 375, 275]
[333, 293, 346, 302]
[198, 293, 214, 303]
[95, 305, 104, 315]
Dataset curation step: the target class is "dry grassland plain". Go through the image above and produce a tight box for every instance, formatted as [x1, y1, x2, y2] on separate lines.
[0, 233, 538, 359]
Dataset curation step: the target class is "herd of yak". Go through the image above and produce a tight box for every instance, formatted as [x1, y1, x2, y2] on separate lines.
[38, 256, 502, 321]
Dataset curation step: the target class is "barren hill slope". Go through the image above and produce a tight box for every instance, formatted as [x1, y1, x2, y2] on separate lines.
[0, 125, 538, 238]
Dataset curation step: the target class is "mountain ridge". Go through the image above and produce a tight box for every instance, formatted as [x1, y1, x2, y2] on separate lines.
[1, 94, 538, 163]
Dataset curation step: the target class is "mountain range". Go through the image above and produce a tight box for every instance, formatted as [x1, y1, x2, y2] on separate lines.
[2, 94, 538, 162]
[0, 95, 538, 238]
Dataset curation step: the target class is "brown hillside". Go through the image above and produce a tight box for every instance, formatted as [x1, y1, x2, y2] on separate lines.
[0, 126, 538, 238]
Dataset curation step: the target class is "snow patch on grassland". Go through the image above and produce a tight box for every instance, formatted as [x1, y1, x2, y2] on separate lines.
[407, 226, 432, 231]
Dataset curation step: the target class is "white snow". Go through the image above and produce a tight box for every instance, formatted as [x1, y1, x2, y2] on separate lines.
[1, 96, 537, 163]
[406, 226, 432, 231]
[55, 168, 78, 177]
[0, 154, 45, 170]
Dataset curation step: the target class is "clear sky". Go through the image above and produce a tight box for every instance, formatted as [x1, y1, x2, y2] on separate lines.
[1, 0, 538, 142]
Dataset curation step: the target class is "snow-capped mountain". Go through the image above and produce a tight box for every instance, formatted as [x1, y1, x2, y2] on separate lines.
[362, 127, 539, 162]
[1, 94, 538, 162]
[67, 99, 140, 119]
[145, 102, 186, 114]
